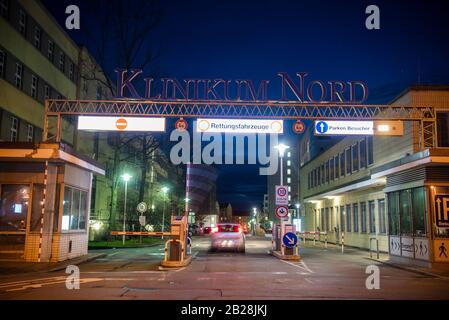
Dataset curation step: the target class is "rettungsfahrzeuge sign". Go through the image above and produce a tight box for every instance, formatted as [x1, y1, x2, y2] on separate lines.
[196, 118, 283, 134]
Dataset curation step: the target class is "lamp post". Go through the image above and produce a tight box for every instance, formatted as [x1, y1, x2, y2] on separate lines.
[121, 173, 131, 246]
[252, 207, 257, 235]
[161, 186, 169, 239]
[295, 203, 300, 232]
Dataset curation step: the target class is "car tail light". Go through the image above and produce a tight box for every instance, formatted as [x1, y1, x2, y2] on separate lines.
[211, 227, 218, 233]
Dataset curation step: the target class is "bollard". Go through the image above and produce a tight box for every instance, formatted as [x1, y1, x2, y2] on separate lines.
[341, 232, 345, 253]
[313, 232, 316, 246]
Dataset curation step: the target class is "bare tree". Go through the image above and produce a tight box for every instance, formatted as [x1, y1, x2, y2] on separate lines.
[78, 0, 164, 229]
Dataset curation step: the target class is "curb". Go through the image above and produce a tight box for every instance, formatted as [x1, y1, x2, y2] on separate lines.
[365, 257, 449, 280]
[48, 253, 108, 272]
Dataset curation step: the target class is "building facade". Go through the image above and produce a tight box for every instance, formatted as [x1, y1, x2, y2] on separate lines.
[299, 86, 449, 267]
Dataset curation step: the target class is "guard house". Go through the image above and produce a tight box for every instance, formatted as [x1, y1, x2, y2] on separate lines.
[0, 142, 104, 262]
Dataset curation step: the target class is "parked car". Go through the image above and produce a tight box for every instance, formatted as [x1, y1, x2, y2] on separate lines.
[210, 223, 245, 253]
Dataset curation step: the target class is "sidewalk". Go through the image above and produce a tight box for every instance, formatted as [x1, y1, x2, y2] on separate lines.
[301, 239, 449, 280]
[0, 252, 106, 277]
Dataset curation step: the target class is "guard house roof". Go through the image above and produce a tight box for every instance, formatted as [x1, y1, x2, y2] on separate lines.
[0, 142, 105, 175]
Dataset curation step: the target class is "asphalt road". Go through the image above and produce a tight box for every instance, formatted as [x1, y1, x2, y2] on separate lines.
[0, 236, 448, 300]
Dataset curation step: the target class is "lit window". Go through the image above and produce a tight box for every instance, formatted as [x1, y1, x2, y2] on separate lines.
[288, 186, 291, 192]
[31, 75, 38, 98]
[0, 49, 5, 78]
[62, 186, 88, 231]
[10, 116, 18, 141]
[44, 85, 51, 99]
[287, 160, 291, 166]
[59, 52, 65, 72]
[288, 195, 291, 201]
[287, 177, 291, 184]
[287, 169, 291, 175]
[18, 9, 27, 35]
[0, 0, 9, 18]
[27, 124, 34, 142]
[287, 152, 291, 158]
[48, 40, 54, 62]
[15, 63, 23, 89]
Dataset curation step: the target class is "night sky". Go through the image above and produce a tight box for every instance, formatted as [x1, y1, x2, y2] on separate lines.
[42, 0, 449, 212]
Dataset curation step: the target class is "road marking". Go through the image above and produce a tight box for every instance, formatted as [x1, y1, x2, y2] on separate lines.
[0, 277, 103, 292]
[279, 259, 315, 274]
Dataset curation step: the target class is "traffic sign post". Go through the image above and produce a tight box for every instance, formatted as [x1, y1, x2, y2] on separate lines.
[275, 185, 288, 206]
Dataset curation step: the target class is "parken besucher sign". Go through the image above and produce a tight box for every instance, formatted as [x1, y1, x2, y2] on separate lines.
[115, 69, 369, 103]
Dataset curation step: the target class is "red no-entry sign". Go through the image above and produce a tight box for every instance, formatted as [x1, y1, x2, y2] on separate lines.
[293, 120, 305, 134]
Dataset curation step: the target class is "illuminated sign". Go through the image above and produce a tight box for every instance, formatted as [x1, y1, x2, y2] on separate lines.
[78, 116, 165, 132]
[196, 118, 283, 133]
[314, 120, 403, 136]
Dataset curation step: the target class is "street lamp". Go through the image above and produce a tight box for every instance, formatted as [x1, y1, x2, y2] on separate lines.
[252, 207, 257, 235]
[121, 173, 131, 246]
[161, 186, 169, 239]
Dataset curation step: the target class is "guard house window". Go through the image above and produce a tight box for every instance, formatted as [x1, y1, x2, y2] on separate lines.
[18, 9, 27, 35]
[62, 186, 88, 231]
[34, 26, 41, 49]
[26, 124, 34, 142]
[31, 75, 38, 99]
[48, 40, 54, 62]
[10, 116, 18, 142]
[59, 52, 65, 72]
[15, 62, 23, 89]
[367, 136, 374, 165]
[0, 49, 5, 78]
[352, 143, 359, 172]
[388, 192, 399, 235]
[69, 63, 74, 81]
[360, 139, 367, 169]
[340, 152, 345, 177]
[353, 203, 359, 232]
[0, 0, 9, 19]
[346, 204, 352, 232]
[400, 190, 412, 236]
[412, 187, 426, 236]
[44, 85, 51, 99]
[360, 202, 367, 233]
[378, 199, 386, 234]
[369, 200, 376, 234]
[345, 148, 351, 175]
[0, 184, 30, 232]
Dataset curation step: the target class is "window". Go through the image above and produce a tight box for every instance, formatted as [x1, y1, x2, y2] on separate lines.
[317, 167, 321, 186]
[34, 26, 41, 49]
[31, 75, 38, 98]
[437, 112, 449, 147]
[340, 205, 345, 232]
[287, 152, 291, 158]
[0, 49, 5, 78]
[287, 160, 291, 166]
[26, 124, 34, 142]
[400, 190, 412, 236]
[287, 169, 291, 175]
[388, 192, 399, 235]
[59, 52, 65, 72]
[367, 136, 374, 165]
[412, 187, 426, 236]
[10, 116, 18, 141]
[18, 9, 27, 35]
[325, 208, 329, 231]
[360, 139, 367, 168]
[369, 200, 376, 234]
[330, 158, 334, 181]
[321, 208, 324, 230]
[340, 152, 345, 177]
[15, 63, 23, 89]
[321, 164, 325, 184]
[69, 63, 74, 81]
[288, 186, 291, 192]
[47, 40, 54, 62]
[334, 155, 339, 179]
[287, 177, 291, 184]
[30, 184, 44, 231]
[345, 148, 351, 175]
[325, 160, 329, 183]
[308, 172, 311, 189]
[353, 203, 359, 232]
[361, 202, 367, 233]
[0, 184, 30, 232]
[352, 143, 359, 172]
[62, 186, 88, 231]
[0, 0, 9, 18]
[44, 85, 51, 99]
[378, 199, 386, 234]
[346, 204, 352, 232]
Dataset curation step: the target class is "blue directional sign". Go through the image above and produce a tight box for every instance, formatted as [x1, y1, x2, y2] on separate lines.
[315, 121, 329, 134]
[283, 232, 298, 248]
[435, 194, 449, 228]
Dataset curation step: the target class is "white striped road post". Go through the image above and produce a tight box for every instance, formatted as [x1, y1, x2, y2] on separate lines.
[37, 161, 49, 263]
[341, 232, 345, 254]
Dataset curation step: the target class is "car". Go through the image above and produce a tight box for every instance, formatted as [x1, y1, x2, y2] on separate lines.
[210, 223, 245, 253]
[203, 226, 212, 235]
